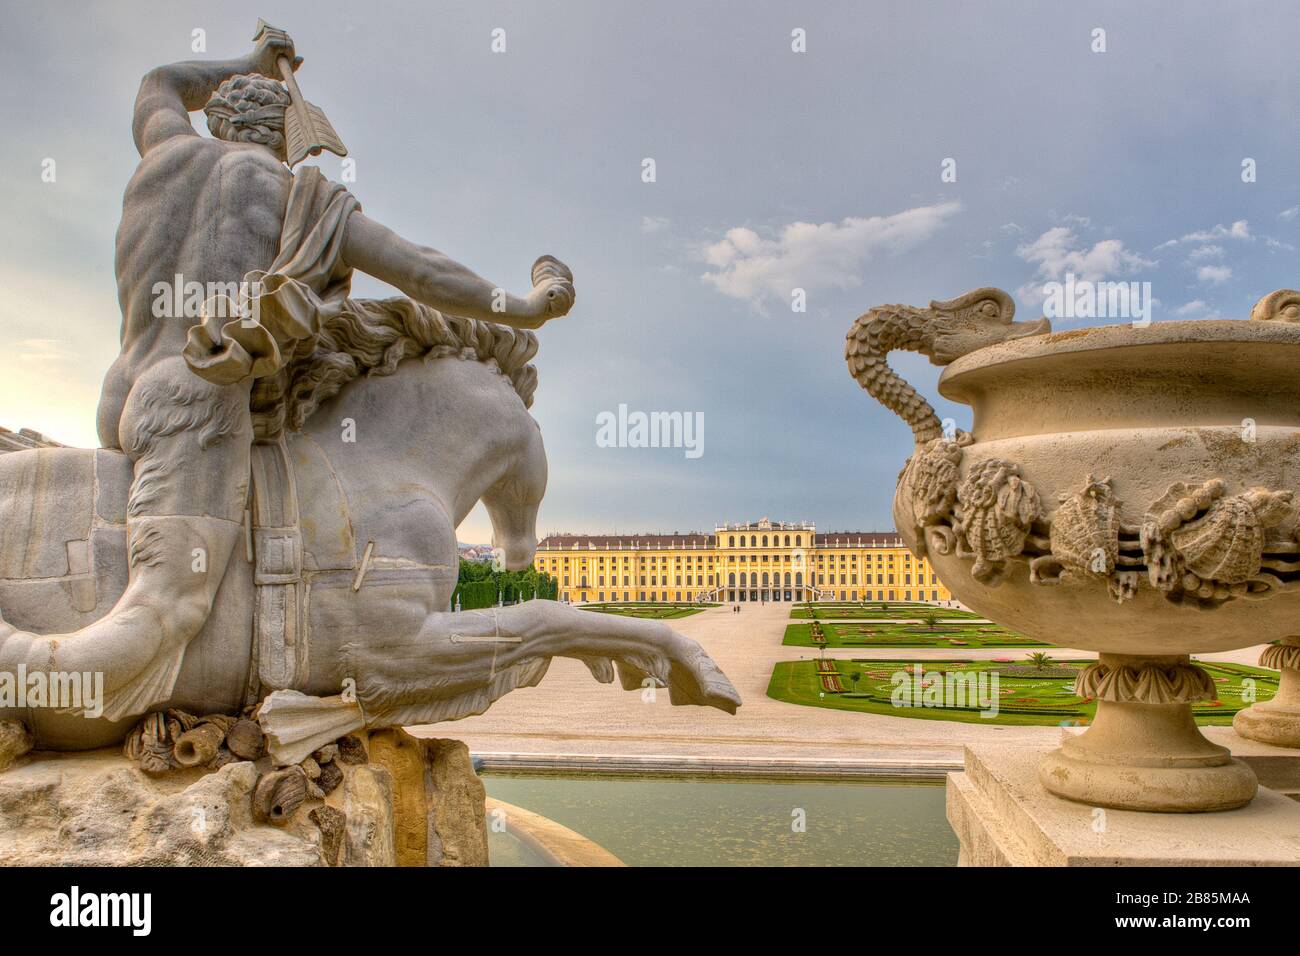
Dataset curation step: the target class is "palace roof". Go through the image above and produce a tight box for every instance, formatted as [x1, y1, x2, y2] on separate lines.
[536, 530, 904, 549]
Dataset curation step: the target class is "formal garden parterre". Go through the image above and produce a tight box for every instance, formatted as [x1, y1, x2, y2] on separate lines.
[767, 657, 1279, 727]
[578, 602, 718, 620]
[785, 602, 1047, 649]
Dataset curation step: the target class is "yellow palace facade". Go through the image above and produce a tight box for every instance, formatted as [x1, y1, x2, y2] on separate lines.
[534, 518, 952, 605]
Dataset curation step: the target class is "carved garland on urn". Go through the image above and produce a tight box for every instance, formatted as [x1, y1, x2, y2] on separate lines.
[898, 439, 1298, 609]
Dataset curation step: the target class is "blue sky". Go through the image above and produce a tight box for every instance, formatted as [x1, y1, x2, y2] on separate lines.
[4, 0, 1300, 543]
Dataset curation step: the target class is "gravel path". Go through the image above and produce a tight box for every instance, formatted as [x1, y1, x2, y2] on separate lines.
[409, 603, 1268, 765]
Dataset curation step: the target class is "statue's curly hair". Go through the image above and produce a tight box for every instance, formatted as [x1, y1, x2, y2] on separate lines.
[203, 74, 290, 154]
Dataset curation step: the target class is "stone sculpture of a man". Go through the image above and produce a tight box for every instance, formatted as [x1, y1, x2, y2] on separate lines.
[0, 25, 574, 721]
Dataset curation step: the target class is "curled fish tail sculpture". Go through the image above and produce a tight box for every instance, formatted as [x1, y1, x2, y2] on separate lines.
[845, 306, 944, 444]
[845, 287, 1050, 447]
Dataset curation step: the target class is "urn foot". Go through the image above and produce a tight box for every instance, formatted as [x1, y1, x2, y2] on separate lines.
[1233, 638, 1300, 749]
[1039, 655, 1258, 812]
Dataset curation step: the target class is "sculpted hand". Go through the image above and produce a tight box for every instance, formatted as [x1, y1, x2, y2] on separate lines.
[250, 22, 301, 77]
[525, 255, 575, 322]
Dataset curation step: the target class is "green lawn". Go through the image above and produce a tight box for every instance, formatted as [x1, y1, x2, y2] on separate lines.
[766, 658, 1278, 727]
[783, 621, 1048, 649]
[579, 602, 716, 620]
[790, 602, 976, 621]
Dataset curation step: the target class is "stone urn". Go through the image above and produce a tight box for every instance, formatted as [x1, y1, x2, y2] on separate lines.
[846, 287, 1300, 812]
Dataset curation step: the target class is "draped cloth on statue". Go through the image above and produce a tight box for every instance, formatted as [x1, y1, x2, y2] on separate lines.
[182, 166, 360, 440]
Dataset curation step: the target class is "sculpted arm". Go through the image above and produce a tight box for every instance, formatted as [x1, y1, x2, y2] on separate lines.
[341, 211, 574, 329]
[132, 27, 298, 155]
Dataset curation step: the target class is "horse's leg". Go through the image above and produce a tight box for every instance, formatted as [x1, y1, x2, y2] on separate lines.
[333, 601, 740, 729]
[481, 422, 545, 571]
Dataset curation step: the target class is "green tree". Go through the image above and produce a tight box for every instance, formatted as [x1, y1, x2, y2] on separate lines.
[1027, 651, 1054, 671]
[452, 558, 558, 609]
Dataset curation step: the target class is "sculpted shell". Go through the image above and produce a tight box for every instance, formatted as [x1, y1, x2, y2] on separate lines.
[898, 437, 965, 534]
[1047, 475, 1120, 577]
[1169, 488, 1293, 586]
[955, 458, 1041, 584]
[1143, 479, 1294, 601]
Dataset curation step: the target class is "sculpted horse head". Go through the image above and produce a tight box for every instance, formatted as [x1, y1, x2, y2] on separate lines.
[0, 300, 740, 755]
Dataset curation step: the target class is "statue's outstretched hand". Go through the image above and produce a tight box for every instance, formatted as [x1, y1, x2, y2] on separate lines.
[526, 255, 575, 322]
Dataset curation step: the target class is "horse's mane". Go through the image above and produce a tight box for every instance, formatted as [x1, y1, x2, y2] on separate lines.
[256, 297, 539, 438]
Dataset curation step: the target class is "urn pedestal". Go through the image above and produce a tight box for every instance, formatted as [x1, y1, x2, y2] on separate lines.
[1037, 655, 1256, 813]
[1235, 636, 1300, 748]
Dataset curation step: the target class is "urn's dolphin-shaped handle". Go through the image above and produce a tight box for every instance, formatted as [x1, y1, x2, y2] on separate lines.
[845, 287, 1051, 445]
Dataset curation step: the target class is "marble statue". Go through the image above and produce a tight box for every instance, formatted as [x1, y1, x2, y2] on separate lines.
[848, 287, 1300, 812]
[0, 22, 740, 767]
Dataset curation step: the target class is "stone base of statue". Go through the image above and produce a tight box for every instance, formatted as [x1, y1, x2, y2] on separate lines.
[948, 739, 1300, 866]
[0, 728, 487, 867]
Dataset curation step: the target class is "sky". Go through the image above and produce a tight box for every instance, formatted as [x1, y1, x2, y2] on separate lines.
[4, 0, 1300, 544]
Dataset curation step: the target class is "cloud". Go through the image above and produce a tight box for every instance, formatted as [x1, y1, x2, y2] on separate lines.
[1016, 227, 1156, 283]
[1186, 244, 1224, 261]
[1196, 264, 1232, 284]
[641, 216, 670, 234]
[701, 201, 962, 307]
[13, 338, 76, 363]
[1157, 220, 1251, 248]
[1280, 206, 1300, 221]
[1174, 300, 1207, 316]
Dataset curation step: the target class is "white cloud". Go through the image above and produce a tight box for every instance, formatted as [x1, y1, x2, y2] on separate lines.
[1174, 300, 1207, 316]
[13, 338, 76, 363]
[1197, 265, 1232, 284]
[1016, 227, 1156, 283]
[1280, 205, 1300, 221]
[641, 216, 670, 234]
[1187, 244, 1224, 261]
[701, 201, 962, 307]
[1157, 220, 1251, 248]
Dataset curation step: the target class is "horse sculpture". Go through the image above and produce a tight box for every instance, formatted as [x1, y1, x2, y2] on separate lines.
[0, 299, 740, 760]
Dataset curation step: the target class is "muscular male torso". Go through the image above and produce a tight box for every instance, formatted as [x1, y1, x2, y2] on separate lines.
[98, 136, 291, 448]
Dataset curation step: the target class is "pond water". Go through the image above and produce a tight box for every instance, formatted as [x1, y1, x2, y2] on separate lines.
[484, 774, 957, 867]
